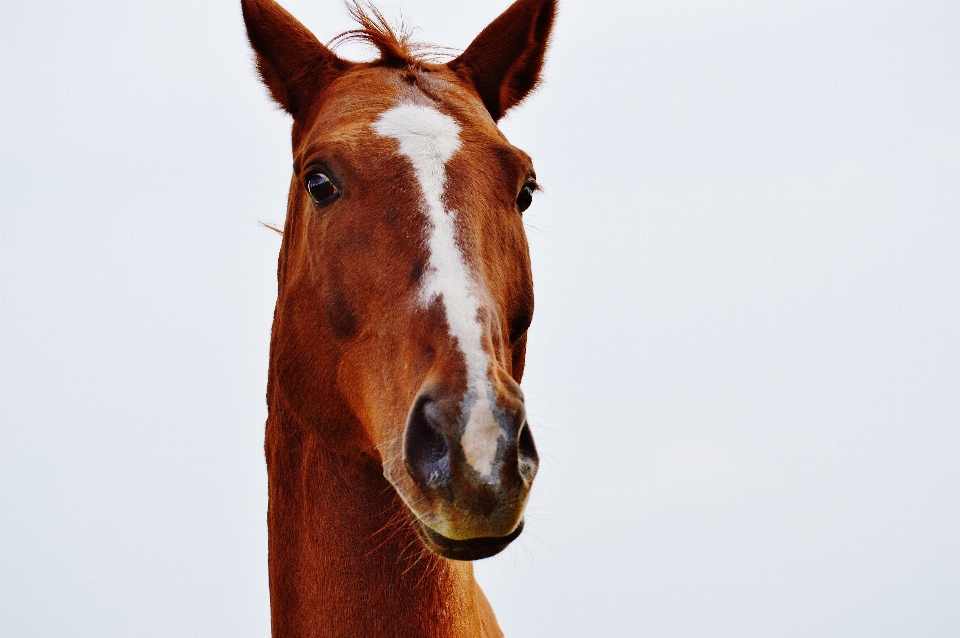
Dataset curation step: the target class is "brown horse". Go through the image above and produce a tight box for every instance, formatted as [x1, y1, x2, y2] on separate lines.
[241, 0, 555, 634]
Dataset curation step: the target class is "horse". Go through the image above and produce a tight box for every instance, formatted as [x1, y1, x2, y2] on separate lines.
[241, 0, 555, 634]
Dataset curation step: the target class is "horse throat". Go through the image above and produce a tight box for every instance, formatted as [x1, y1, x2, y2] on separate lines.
[263, 405, 502, 638]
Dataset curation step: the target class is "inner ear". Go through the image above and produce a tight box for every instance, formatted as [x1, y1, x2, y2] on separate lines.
[448, 0, 557, 121]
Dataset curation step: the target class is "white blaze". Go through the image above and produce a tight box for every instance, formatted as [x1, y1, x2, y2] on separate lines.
[373, 102, 502, 477]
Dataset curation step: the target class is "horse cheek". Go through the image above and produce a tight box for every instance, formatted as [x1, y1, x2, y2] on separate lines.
[511, 332, 528, 382]
[324, 286, 358, 341]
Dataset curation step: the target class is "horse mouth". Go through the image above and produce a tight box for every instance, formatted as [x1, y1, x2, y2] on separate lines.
[415, 518, 525, 561]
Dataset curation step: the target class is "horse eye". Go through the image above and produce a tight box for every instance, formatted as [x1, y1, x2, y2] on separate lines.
[516, 182, 535, 213]
[305, 171, 339, 206]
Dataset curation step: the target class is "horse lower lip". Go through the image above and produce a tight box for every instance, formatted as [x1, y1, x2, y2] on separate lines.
[417, 519, 525, 561]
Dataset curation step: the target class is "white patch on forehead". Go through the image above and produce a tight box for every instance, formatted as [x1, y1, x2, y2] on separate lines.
[373, 102, 502, 478]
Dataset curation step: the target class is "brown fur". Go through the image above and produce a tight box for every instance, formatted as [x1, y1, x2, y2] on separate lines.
[240, 1, 555, 635]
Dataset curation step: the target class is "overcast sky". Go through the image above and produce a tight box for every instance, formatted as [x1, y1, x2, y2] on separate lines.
[2, 1, 959, 636]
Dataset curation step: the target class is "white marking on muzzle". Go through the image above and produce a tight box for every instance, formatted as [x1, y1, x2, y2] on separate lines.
[373, 102, 502, 477]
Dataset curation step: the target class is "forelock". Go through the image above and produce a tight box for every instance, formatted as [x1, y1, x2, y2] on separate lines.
[328, 1, 458, 66]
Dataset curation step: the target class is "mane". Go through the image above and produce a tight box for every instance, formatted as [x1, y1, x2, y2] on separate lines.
[328, 1, 458, 65]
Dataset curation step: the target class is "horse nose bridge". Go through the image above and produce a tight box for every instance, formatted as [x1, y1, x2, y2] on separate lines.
[477, 293, 516, 367]
[417, 291, 513, 395]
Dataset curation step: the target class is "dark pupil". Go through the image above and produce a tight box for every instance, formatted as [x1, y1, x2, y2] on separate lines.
[516, 185, 533, 213]
[307, 173, 335, 203]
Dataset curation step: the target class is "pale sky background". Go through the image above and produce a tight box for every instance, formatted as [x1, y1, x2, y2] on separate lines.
[2, 0, 959, 636]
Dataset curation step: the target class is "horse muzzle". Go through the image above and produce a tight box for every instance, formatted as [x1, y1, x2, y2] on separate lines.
[399, 379, 538, 560]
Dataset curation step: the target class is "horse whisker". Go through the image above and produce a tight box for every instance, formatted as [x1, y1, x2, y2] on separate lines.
[259, 220, 283, 235]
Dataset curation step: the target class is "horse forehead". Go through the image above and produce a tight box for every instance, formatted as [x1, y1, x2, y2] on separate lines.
[373, 102, 463, 164]
[316, 67, 500, 145]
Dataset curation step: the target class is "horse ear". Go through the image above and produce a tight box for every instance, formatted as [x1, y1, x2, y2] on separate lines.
[448, 0, 556, 121]
[241, 0, 348, 119]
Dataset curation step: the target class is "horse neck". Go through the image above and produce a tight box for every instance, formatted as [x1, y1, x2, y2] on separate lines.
[264, 403, 501, 638]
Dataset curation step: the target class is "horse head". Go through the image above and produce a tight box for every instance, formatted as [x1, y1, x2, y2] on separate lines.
[243, 0, 555, 561]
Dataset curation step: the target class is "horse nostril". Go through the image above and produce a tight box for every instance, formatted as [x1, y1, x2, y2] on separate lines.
[517, 421, 538, 482]
[404, 396, 451, 489]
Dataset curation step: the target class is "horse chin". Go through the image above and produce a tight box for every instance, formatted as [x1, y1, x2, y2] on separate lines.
[414, 518, 525, 562]
[383, 458, 528, 560]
